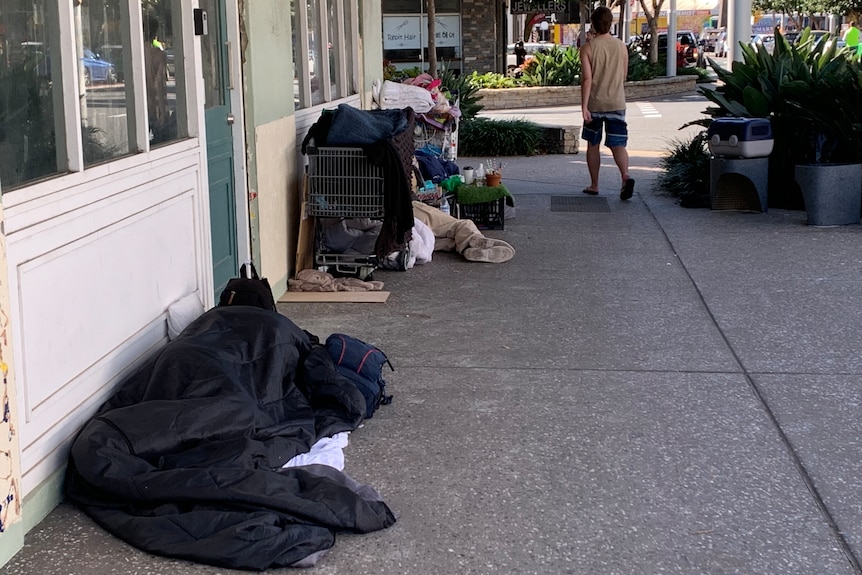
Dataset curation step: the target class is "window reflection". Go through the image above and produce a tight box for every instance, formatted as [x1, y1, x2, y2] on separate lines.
[199, 0, 224, 110]
[142, 2, 181, 146]
[307, 0, 324, 106]
[0, 0, 60, 189]
[75, 0, 131, 164]
[326, 0, 340, 98]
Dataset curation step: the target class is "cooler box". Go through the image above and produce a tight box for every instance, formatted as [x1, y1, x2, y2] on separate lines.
[707, 118, 774, 158]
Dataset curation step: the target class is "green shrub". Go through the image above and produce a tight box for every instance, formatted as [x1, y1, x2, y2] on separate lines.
[439, 63, 484, 122]
[627, 46, 662, 81]
[383, 65, 422, 83]
[520, 45, 581, 86]
[467, 71, 523, 89]
[656, 131, 711, 207]
[676, 66, 713, 82]
[459, 117, 543, 156]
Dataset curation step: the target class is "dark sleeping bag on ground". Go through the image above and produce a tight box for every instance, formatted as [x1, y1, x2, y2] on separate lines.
[64, 306, 396, 571]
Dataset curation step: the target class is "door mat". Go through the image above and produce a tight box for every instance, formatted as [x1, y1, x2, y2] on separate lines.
[550, 195, 611, 212]
[278, 291, 390, 303]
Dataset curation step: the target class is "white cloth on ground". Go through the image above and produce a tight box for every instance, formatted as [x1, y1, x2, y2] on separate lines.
[283, 432, 350, 471]
[409, 217, 435, 265]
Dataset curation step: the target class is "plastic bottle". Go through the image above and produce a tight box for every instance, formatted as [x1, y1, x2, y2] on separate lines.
[439, 193, 450, 215]
[476, 163, 486, 185]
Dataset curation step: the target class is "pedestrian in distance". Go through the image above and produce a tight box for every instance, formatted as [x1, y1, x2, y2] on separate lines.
[514, 41, 527, 67]
[579, 6, 635, 200]
[843, 21, 861, 56]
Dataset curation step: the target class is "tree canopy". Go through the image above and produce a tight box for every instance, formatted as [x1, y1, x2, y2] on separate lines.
[752, 0, 862, 27]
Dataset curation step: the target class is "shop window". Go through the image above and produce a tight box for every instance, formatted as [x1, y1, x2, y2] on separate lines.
[76, 0, 133, 164]
[0, 0, 61, 189]
[292, 0, 358, 111]
[382, 13, 462, 73]
[0, 0, 188, 192]
[142, 1, 183, 147]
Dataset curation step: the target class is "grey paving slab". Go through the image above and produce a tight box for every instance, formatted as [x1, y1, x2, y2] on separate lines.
[754, 374, 862, 558]
[286, 274, 737, 374]
[687, 277, 862, 374]
[336, 369, 855, 575]
[636, 194, 862, 375]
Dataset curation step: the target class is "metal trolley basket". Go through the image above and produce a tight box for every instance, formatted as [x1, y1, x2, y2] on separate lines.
[305, 146, 386, 279]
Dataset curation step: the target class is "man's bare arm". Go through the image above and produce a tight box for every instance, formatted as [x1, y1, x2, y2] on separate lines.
[581, 44, 593, 123]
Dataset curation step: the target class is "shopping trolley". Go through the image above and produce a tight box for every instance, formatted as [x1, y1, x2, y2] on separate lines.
[304, 146, 386, 279]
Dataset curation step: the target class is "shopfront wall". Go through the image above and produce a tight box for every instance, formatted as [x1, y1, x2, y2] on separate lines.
[0, 0, 213, 560]
[0, 0, 382, 566]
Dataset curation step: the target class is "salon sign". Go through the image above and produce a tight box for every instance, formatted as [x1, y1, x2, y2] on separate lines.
[383, 15, 461, 49]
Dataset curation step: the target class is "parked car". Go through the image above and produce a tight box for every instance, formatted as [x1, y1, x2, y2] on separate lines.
[750, 33, 775, 54]
[699, 27, 726, 53]
[98, 45, 124, 81]
[506, 41, 558, 70]
[635, 30, 700, 66]
[82, 48, 117, 85]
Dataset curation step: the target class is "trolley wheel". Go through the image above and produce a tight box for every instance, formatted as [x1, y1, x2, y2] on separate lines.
[358, 266, 375, 280]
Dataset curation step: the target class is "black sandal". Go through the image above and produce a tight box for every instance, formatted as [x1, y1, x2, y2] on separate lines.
[620, 178, 635, 200]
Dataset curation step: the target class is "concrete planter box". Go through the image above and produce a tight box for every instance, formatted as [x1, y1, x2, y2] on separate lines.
[476, 76, 698, 110]
[796, 163, 862, 226]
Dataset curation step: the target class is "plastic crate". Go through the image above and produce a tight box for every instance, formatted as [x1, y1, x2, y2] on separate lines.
[455, 197, 505, 230]
[306, 147, 385, 218]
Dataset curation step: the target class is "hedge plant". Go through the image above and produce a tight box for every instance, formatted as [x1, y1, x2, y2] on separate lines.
[459, 117, 543, 156]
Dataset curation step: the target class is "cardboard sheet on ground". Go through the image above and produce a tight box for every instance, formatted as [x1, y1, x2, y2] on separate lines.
[279, 291, 390, 303]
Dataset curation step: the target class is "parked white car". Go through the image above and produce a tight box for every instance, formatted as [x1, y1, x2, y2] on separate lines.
[506, 41, 558, 70]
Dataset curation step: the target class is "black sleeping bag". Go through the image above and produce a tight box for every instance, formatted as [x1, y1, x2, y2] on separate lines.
[64, 306, 396, 570]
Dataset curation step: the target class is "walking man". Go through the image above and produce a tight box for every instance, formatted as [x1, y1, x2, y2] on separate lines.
[580, 6, 635, 200]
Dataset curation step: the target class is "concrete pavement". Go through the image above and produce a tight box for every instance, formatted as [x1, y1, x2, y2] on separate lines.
[3, 90, 862, 575]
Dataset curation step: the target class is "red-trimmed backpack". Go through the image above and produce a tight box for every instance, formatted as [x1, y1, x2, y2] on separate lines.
[325, 333, 393, 418]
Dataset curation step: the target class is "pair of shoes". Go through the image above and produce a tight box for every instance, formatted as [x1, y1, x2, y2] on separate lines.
[582, 188, 599, 196]
[467, 234, 497, 250]
[620, 178, 635, 200]
[462, 238, 515, 263]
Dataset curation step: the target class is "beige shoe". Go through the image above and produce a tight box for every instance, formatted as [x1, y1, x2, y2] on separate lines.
[467, 234, 497, 250]
[462, 240, 515, 263]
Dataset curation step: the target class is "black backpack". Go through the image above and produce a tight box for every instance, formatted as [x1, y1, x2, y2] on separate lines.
[325, 333, 393, 418]
[218, 262, 277, 311]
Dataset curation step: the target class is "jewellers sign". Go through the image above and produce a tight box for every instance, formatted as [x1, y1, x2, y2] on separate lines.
[510, 1, 570, 14]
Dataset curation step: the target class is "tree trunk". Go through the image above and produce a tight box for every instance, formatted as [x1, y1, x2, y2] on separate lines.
[649, 19, 659, 63]
[427, 0, 438, 78]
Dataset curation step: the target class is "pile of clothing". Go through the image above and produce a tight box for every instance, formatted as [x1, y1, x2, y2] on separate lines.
[64, 307, 396, 570]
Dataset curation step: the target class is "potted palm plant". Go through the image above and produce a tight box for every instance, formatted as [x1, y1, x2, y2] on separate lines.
[781, 31, 862, 225]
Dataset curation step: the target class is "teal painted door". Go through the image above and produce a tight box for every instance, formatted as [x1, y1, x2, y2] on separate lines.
[201, 0, 238, 298]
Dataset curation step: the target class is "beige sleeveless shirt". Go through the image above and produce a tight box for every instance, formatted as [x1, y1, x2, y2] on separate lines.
[587, 35, 627, 112]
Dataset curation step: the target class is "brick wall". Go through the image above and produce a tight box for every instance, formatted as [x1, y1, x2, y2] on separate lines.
[461, 0, 500, 74]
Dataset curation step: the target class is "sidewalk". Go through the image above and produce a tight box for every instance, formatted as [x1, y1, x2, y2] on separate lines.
[4, 100, 862, 574]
